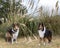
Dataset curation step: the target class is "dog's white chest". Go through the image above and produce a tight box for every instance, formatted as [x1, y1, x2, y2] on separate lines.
[38, 30, 45, 38]
[12, 29, 19, 39]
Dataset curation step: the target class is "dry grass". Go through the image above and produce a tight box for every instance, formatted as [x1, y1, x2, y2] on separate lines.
[0, 36, 60, 48]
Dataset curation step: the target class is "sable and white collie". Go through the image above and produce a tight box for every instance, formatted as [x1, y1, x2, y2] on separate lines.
[38, 23, 52, 45]
[5, 23, 19, 44]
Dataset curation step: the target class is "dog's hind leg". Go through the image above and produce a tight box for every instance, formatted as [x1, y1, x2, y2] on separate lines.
[48, 37, 52, 43]
[5, 32, 9, 42]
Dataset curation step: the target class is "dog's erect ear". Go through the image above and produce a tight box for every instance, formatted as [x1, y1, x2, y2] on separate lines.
[38, 23, 41, 30]
[16, 23, 20, 27]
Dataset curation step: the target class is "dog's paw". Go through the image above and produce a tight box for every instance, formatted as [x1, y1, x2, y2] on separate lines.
[12, 42, 14, 44]
[38, 43, 41, 46]
[43, 42, 46, 46]
[16, 41, 18, 44]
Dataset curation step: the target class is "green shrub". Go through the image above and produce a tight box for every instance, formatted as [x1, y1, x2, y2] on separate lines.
[0, 15, 60, 38]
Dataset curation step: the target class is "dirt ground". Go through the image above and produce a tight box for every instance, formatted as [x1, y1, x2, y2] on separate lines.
[0, 36, 60, 48]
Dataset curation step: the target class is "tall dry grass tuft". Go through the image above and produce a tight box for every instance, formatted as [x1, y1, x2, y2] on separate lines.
[0, 0, 60, 39]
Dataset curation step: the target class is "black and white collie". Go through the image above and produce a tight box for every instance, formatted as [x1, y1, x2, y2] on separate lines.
[38, 23, 52, 45]
[5, 23, 19, 44]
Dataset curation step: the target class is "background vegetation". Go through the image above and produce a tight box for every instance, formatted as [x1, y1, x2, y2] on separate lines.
[0, 0, 60, 38]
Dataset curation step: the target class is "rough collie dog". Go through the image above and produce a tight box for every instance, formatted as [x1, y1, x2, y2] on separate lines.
[5, 23, 19, 44]
[38, 23, 52, 45]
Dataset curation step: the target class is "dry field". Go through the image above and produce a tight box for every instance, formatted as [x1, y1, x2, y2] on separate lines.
[0, 36, 60, 48]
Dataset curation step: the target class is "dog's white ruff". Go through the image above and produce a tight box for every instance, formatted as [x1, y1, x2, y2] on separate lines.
[38, 27, 46, 38]
[12, 28, 19, 44]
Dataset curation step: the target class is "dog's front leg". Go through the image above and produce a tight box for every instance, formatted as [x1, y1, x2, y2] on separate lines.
[15, 39, 17, 43]
[11, 38, 14, 44]
[38, 37, 42, 46]
[11, 35, 14, 44]
[43, 38, 46, 45]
